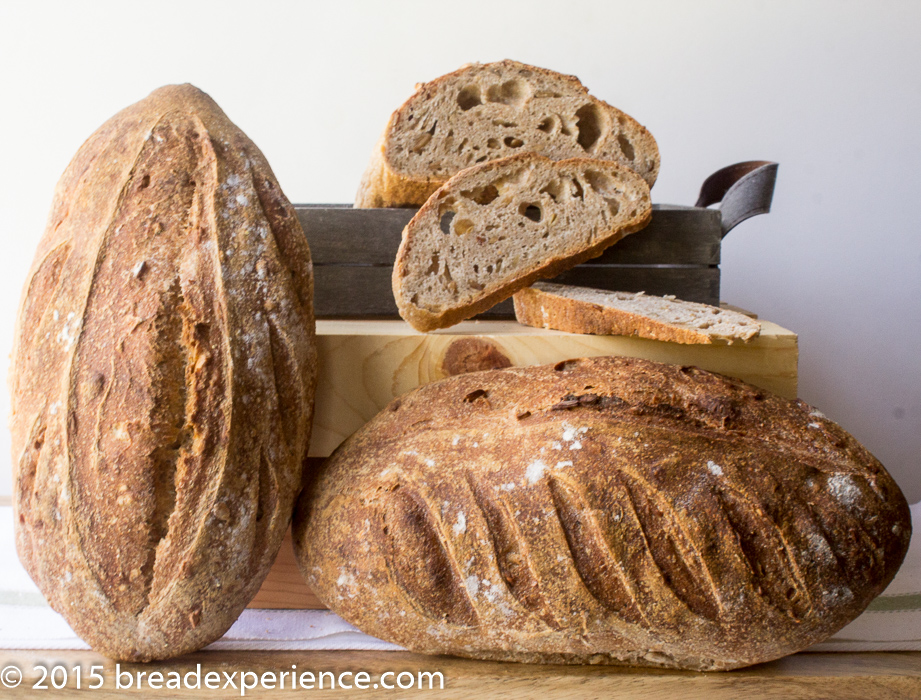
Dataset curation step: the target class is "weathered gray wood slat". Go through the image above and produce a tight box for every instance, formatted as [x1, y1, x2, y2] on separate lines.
[297, 204, 723, 318]
[295, 205, 722, 266]
[313, 265, 720, 319]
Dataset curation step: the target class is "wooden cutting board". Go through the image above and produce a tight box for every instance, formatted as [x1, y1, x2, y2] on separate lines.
[252, 312, 798, 609]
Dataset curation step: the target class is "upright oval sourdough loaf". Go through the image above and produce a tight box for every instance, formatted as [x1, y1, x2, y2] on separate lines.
[10, 84, 317, 661]
[294, 356, 911, 670]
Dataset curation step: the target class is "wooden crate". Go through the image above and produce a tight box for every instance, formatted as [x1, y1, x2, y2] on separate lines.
[297, 161, 778, 317]
[300, 204, 723, 316]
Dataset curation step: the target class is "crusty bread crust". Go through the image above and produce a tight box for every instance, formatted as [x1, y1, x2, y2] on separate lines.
[393, 153, 652, 332]
[354, 134, 444, 209]
[356, 60, 659, 208]
[513, 282, 762, 344]
[10, 84, 318, 661]
[294, 356, 911, 669]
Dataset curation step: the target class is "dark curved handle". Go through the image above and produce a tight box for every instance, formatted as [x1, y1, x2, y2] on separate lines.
[695, 161, 778, 237]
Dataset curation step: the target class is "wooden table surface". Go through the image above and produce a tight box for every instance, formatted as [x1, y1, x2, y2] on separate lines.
[1, 649, 918, 699]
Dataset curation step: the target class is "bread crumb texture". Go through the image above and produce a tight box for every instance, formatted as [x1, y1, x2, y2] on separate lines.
[393, 154, 651, 331]
[356, 60, 659, 208]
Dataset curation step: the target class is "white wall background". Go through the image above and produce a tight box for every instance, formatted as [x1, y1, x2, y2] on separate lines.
[0, 0, 918, 502]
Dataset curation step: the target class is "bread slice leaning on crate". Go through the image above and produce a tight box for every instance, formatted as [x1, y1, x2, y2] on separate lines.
[393, 153, 652, 332]
[514, 282, 761, 343]
[355, 59, 659, 208]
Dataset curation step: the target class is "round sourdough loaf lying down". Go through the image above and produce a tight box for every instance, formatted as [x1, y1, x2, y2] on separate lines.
[9, 85, 318, 661]
[393, 153, 652, 332]
[355, 59, 660, 208]
[514, 282, 762, 344]
[294, 356, 911, 670]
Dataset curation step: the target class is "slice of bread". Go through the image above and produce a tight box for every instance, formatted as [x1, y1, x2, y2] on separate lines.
[356, 60, 659, 208]
[393, 153, 652, 332]
[513, 282, 762, 344]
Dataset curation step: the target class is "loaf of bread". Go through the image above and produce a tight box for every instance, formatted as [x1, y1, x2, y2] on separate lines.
[514, 282, 762, 343]
[293, 356, 911, 670]
[355, 59, 659, 208]
[9, 84, 318, 661]
[393, 153, 651, 332]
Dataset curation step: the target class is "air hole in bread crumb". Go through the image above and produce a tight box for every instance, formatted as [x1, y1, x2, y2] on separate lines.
[487, 138, 499, 149]
[458, 85, 482, 111]
[618, 133, 635, 160]
[462, 184, 499, 205]
[605, 198, 620, 216]
[486, 79, 530, 107]
[475, 155, 488, 163]
[571, 178, 584, 200]
[426, 253, 440, 275]
[455, 219, 475, 235]
[540, 180, 563, 202]
[576, 103, 603, 152]
[519, 203, 542, 222]
[504, 136, 524, 148]
[538, 116, 558, 134]
[139, 174, 150, 189]
[585, 170, 617, 196]
[412, 132, 433, 153]
[439, 212, 456, 235]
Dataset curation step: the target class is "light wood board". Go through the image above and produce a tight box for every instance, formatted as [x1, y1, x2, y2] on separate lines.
[2, 649, 918, 699]
[308, 317, 798, 457]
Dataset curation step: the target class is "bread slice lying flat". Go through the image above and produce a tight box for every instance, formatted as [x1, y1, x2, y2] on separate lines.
[514, 282, 762, 344]
[356, 59, 659, 208]
[393, 153, 652, 332]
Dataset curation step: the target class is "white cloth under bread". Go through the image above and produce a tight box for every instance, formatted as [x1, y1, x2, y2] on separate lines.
[0, 504, 918, 652]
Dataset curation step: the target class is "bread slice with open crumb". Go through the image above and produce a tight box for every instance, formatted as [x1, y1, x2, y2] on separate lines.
[393, 153, 651, 332]
[514, 282, 761, 344]
[356, 60, 659, 208]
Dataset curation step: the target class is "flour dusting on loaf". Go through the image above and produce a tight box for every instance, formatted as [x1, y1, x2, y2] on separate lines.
[10, 84, 318, 661]
[294, 356, 910, 670]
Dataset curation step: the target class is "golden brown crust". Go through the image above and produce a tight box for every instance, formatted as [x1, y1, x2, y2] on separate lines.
[355, 60, 659, 208]
[10, 84, 318, 661]
[354, 133, 442, 208]
[512, 284, 761, 344]
[294, 356, 911, 670]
